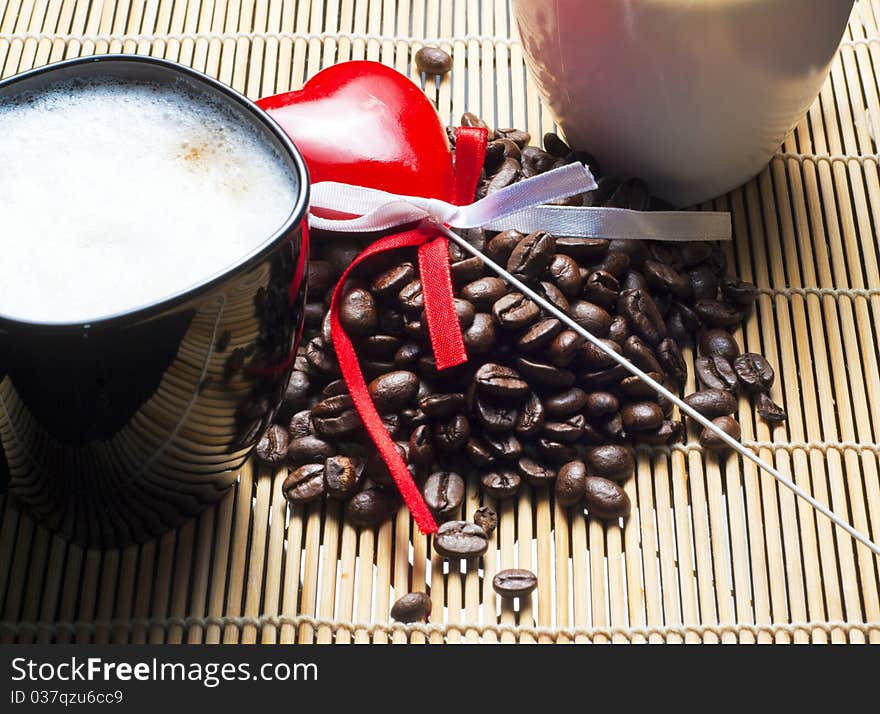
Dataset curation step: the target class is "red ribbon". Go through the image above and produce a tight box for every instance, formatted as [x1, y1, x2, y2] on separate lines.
[329, 127, 488, 534]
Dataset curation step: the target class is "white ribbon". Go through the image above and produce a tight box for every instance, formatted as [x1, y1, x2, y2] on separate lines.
[308, 162, 732, 241]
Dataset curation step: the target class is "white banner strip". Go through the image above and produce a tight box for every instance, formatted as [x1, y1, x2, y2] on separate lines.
[308, 162, 732, 241]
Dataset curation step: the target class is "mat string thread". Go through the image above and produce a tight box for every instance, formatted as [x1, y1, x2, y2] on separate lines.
[1, 614, 877, 642]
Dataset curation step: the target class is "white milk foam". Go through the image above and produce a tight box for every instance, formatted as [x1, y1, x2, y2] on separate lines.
[0, 77, 299, 323]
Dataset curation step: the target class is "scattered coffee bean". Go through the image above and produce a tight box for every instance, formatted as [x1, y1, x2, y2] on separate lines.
[391, 592, 432, 622]
[433, 520, 489, 559]
[474, 506, 498, 536]
[695, 354, 739, 393]
[583, 476, 631, 520]
[492, 569, 538, 598]
[683, 389, 738, 418]
[756, 392, 787, 423]
[507, 230, 555, 278]
[423, 471, 465, 518]
[480, 470, 521, 499]
[699, 416, 742, 450]
[283, 463, 325, 503]
[516, 457, 556, 487]
[339, 287, 378, 336]
[288, 435, 335, 464]
[324, 455, 364, 499]
[555, 460, 588, 506]
[345, 488, 398, 528]
[585, 445, 634, 482]
[415, 46, 453, 75]
[733, 353, 775, 393]
[699, 329, 741, 361]
[621, 402, 664, 432]
[255, 424, 289, 465]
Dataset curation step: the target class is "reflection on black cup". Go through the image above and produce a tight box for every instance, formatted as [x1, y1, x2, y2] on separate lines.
[0, 56, 310, 547]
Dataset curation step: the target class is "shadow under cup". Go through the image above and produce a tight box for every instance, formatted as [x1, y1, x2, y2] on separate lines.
[0, 56, 310, 547]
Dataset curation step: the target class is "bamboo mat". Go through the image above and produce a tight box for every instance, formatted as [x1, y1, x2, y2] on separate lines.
[2, 0, 880, 645]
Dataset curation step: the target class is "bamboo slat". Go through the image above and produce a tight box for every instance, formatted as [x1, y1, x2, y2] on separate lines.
[1, 0, 880, 644]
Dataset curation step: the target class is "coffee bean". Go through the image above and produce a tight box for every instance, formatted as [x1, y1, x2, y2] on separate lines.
[656, 338, 687, 383]
[305, 336, 340, 376]
[288, 410, 313, 439]
[461, 111, 491, 132]
[621, 270, 649, 292]
[394, 341, 422, 368]
[312, 408, 361, 438]
[507, 230, 555, 278]
[516, 456, 557, 486]
[514, 356, 576, 388]
[324, 455, 364, 499]
[594, 250, 631, 278]
[492, 569, 538, 599]
[639, 419, 683, 445]
[543, 132, 571, 157]
[607, 315, 630, 344]
[485, 230, 523, 264]
[621, 402, 664, 432]
[695, 355, 739, 392]
[550, 330, 585, 367]
[339, 287, 378, 336]
[287, 435, 335, 464]
[720, 278, 759, 306]
[580, 338, 622, 370]
[433, 520, 489, 559]
[487, 157, 521, 193]
[537, 281, 571, 313]
[496, 128, 531, 147]
[463, 312, 497, 355]
[688, 265, 719, 301]
[756, 392, 787, 422]
[618, 289, 666, 346]
[434, 414, 471, 451]
[283, 369, 310, 405]
[542, 414, 586, 443]
[474, 394, 518, 433]
[643, 259, 692, 299]
[699, 329, 740, 361]
[580, 364, 628, 390]
[370, 262, 415, 297]
[390, 592, 432, 622]
[548, 253, 583, 297]
[419, 392, 466, 419]
[515, 392, 546, 437]
[537, 438, 576, 465]
[474, 506, 498, 536]
[361, 335, 402, 361]
[583, 476, 631, 520]
[423, 471, 465, 518]
[405, 424, 433, 469]
[283, 463, 325, 503]
[461, 277, 507, 310]
[480, 470, 522, 499]
[255, 424, 289, 464]
[555, 460, 588, 506]
[694, 299, 744, 328]
[493, 292, 540, 330]
[679, 242, 713, 267]
[699, 416, 742, 450]
[364, 370, 419, 414]
[467, 438, 497, 468]
[585, 445, 634, 482]
[618, 372, 663, 400]
[475, 363, 529, 400]
[326, 240, 363, 274]
[450, 256, 485, 284]
[554, 236, 609, 262]
[623, 335, 663, 374]
[308, 260, 336, 294]
[683, 388, 738, 418]
[484, 432, 523, 461]
[581, 270, 619, 311]
[345, 488, 398, 528]
[544, 387, 588, 418]
[398, 280, 424, 316]
[518, 318, 563, 351]
[733, 353, 774, 393]
[570, 300, 612, 336]
[415, 45, 452, 74]
[584, 391, 619, 419]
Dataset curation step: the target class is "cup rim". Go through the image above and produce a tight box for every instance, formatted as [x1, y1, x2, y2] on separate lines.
[0, 54, 310, 331]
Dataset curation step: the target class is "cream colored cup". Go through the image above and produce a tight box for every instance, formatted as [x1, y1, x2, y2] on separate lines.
[513, 0, 854, 207]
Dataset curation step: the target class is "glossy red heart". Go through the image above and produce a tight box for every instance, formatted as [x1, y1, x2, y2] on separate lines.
[258, 61, 454, 201]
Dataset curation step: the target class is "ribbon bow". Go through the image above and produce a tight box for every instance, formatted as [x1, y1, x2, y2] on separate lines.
[317, 128, 730, 535]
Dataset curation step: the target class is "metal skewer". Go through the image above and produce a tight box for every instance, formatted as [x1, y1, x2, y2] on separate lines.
[436, 221, 880, 558]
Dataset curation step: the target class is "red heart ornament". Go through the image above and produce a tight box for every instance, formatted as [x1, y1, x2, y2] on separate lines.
[258, 61, 454, 200]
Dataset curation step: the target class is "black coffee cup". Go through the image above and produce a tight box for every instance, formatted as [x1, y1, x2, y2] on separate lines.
[0, 55, 310, 546]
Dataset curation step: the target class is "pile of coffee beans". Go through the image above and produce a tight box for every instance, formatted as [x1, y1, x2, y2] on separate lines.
[255, 116, 788, 561]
